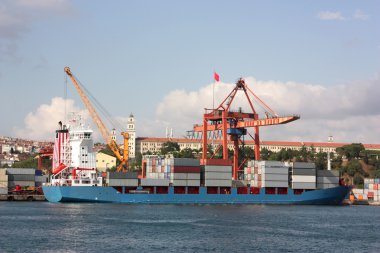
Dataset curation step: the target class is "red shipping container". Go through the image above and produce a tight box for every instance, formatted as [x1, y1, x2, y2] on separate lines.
[368, 191, 374, 197]
[201, 159, 232, 166]
[247, 168, 251, 174]
[172, 166, 201, 173]
[374, 184, 378, 190]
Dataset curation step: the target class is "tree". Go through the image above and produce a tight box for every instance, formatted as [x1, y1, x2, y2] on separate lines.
[346, 160, 362, 177]
[336, 143, 365, 160]
[260, 148, 271, 160]
[179, 148, 195, 158]
[160, 141, 180, 155]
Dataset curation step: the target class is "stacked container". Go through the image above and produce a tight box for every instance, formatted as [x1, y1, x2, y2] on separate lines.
[143, 155, 168, 179]
[316, 170, 340, 189]
[291, 162, 316, 189]
[107, 172, 139, 187]
[170, 158, 200, 187]
[5, 168, 35, 188]
[258, 161, 289, 188]
[245, 160, 260, 187]
[202, 165, 232, 187]
[364, 178, 380, 201]
[0, 169, 8, 194]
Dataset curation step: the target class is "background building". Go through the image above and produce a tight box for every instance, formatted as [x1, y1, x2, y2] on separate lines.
[126, 113, 136, 159]
[135, 137, 380, 155]
[96, 152, 116, 172]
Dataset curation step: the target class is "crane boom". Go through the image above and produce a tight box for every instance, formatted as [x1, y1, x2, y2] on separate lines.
[64, 67, 128, 171]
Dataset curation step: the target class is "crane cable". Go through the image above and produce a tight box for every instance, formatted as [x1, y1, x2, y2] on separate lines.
[69, 73, 126, 134]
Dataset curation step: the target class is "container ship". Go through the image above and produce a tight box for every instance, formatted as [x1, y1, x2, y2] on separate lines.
[42, 67, 350, 204]
[42, 118, 350, 204]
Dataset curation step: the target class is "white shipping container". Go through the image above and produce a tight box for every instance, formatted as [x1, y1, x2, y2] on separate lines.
[261, 180, 288, 188]
[204, 179, 232, 187]
[204, 172, 232, 180]
[262, 167, 288, 175]
[0, 187, 8, 194]
[203, 166, 232, 173]
[140, 178, 170, 186]
[171, 173, 187, 180]
[172, 180, 187, 186]
[187, 173, 200, 180]
[263, 173, 288, 181]
[0, 174, 8, 181]
[292, 175, 316, 183]
[368, 184, 374, 190]
[107, 179, 139, 187]
[292, 182, 316, 189]
[187, 180, 201, 187]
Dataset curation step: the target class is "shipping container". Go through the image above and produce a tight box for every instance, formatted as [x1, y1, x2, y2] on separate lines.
[203, 165, 232, 173]
[262, 173, 288, 181]
[171, 173, 188, 180]
[107, 179, 139, 187]
[292, 168, 316, 176]
[293, 162, 316, 169]
[261, 167, 288, 175]
[317, 177, 340, 184]
[187, 173, 200, 180]
[204, 172, 232, 180]
[140, 178, 170, 186]
[258, 161, 285, 167]
[261, 181, 288, 188]
[292, 182, 316, 189]
[8, 174, 35, 181]
[0, 174, 8, 181]
[187, 180, 201, 187]
[171, 180, 187, 186]
[292, 175, 316, 183]
[5, 168, 35, 175]
[172, 166, 201, 173]
[107, 172, 139, 179]
[0, 181, 8, 188]
[204, 179, 232, 187]
[316, 170, 339, 177]
[172, 158, 200, 166]
[0, 187, 8, 195]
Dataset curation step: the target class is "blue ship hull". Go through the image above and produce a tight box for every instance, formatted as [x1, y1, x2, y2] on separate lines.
[42, 186, 351, 205]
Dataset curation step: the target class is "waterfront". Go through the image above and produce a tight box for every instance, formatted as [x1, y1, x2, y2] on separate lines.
[0, 203, 379, 252]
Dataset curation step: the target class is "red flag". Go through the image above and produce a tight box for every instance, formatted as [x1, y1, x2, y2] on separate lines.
[214, 72, 220, 82]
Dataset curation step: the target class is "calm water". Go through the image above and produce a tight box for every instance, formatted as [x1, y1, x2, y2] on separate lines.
[0, 202, 379, 253]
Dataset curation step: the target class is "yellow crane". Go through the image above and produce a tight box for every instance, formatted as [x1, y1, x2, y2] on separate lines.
[64, 67, 129, 172]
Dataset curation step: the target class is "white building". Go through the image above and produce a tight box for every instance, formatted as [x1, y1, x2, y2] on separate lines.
[126, 113, 136, 159]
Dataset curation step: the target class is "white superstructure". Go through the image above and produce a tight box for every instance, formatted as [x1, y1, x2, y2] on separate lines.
[49, 114, 102, 187]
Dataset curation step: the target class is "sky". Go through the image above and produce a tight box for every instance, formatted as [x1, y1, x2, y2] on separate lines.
[0, 0, 379, 144]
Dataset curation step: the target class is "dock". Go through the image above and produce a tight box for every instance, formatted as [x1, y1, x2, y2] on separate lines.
[0, 194, 46, 201]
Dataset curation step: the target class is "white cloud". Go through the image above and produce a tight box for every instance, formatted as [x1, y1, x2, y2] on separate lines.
[317, 11, 346, 21]
[146, 76, 380, 144]
[353, 9, 369, 20]
[14, 97, 87, 140]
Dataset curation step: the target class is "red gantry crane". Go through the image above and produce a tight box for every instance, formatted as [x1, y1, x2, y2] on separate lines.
[64, 67, 129, 172]
[193, 78, 299, 180]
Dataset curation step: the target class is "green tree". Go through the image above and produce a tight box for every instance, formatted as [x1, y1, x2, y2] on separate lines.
[260, 148, 271, 160]
[336, 143, 365, 160]
[346, 159, 362, 177]
[160, 141, 180, 155]
[179, 148, 195, 158]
